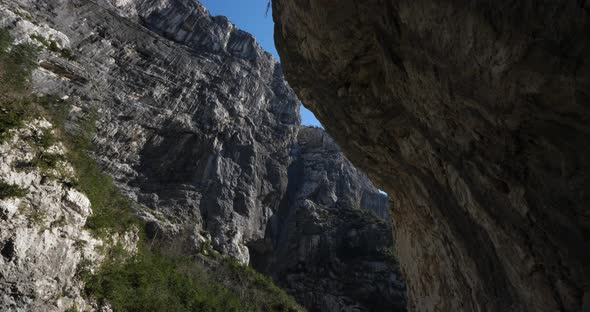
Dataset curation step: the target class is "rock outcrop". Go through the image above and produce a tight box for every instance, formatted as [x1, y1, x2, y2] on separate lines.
[0, 119, 103, 311]
[253, 127, 406, 312]
[273, 1, 590, 311]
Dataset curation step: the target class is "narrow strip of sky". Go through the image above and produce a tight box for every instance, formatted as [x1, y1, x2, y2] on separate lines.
[200, 0, 322, 128]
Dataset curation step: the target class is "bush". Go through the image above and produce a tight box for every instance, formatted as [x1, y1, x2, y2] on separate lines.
[0, 28, 11, 54]
[32, 152, 65, 171]
[0, 29, 38, 143]
[0, 181, 28, 199]
[85, 246, 243, 312]
[84, 244, 304, 312]
[35, 130, 56, 149]
[0, 31, 38, 93]
[30, 33, 76, 61]
[0, 102, 26, 143]
[217, 258, 303, 311]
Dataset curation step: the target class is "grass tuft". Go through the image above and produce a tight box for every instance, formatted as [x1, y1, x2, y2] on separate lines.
[30, 33, 76, 61]
[0, 181, 28, 199]
[1, 30, 37, 93]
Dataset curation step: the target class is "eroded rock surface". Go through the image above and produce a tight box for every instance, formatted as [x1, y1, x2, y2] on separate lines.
[2, 0, 300, 264]
[0, 119, 103, 312]
[273, 1, 590, 311]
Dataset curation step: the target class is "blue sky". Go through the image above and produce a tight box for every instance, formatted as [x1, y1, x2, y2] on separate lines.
[200, 0, 322, 127]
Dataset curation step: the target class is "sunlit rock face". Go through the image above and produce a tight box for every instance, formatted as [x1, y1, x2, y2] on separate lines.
[2, 0, 300, 264]
[273, 0, 590, 311]
[94, 0, 301, 264]
[0, 120, 105, 312]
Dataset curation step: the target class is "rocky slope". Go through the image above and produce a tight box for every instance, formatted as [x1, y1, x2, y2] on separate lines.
[1, 0, 406, 310]
[273, 1, 590, 311]
[253, 127, 406, 312]
[0, 119, 104, 311]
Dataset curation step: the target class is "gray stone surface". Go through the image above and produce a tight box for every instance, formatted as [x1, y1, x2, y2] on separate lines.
[273, 0, 590, 311]
[0, 119, 104, 312]
[2, 0, 300, 264]
[253, 127, 405, 312]
[0, 0, 407, 310]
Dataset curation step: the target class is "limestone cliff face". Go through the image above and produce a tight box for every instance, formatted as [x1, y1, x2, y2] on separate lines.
[0, 119, 104, 311]
[253, 127, 406, 312]
[1, 0, 407, 310]
[273, 1, 590, 311]
[2, 0, 300, 264]
[97, 0, 301, 265]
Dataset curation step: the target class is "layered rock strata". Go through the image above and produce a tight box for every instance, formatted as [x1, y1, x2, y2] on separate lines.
[1, 0, 408, 310]
[2, 0, 300, 264]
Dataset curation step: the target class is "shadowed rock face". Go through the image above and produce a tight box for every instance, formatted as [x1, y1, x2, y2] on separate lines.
[273, 1, 590, 311]
[252, 127, 406, 312]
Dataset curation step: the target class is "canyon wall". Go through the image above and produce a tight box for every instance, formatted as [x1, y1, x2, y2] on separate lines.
[1, 0, 406, 310]
[273, 0, 590, 311]
[3, 0, 301, 264]
[254, 127, 406, 311]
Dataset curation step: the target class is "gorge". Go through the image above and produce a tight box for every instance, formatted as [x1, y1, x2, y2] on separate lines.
[1, 0, 588, 311]
[0, 0, 405, 311]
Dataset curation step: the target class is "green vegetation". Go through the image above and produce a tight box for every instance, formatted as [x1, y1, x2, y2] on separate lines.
[13, 10, 33, 22]
[0, 29, 146, 237]
[0, 30, 38, 143]
[0, 29, 37, 93]
[74, 147, 139, 235]
[28, 208, 47, 227]
[0, 28, 11, 53]
[35, 130, 56, 149]
[0, 181, 28, 199]
[83, 244, 302, 312]
[30, 34, 75, 60]
[41, 96, 139, 236]
[32, 152, 65, 171]
[1, 27, 304, 311]
[218, 257, 303, 311]
[0, 101, 26, 143]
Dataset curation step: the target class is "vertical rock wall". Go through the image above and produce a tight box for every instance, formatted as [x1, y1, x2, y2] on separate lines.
[253, 127, 406, 312]
[273, 0, 590, 311]
[3, 0, 301, 264]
